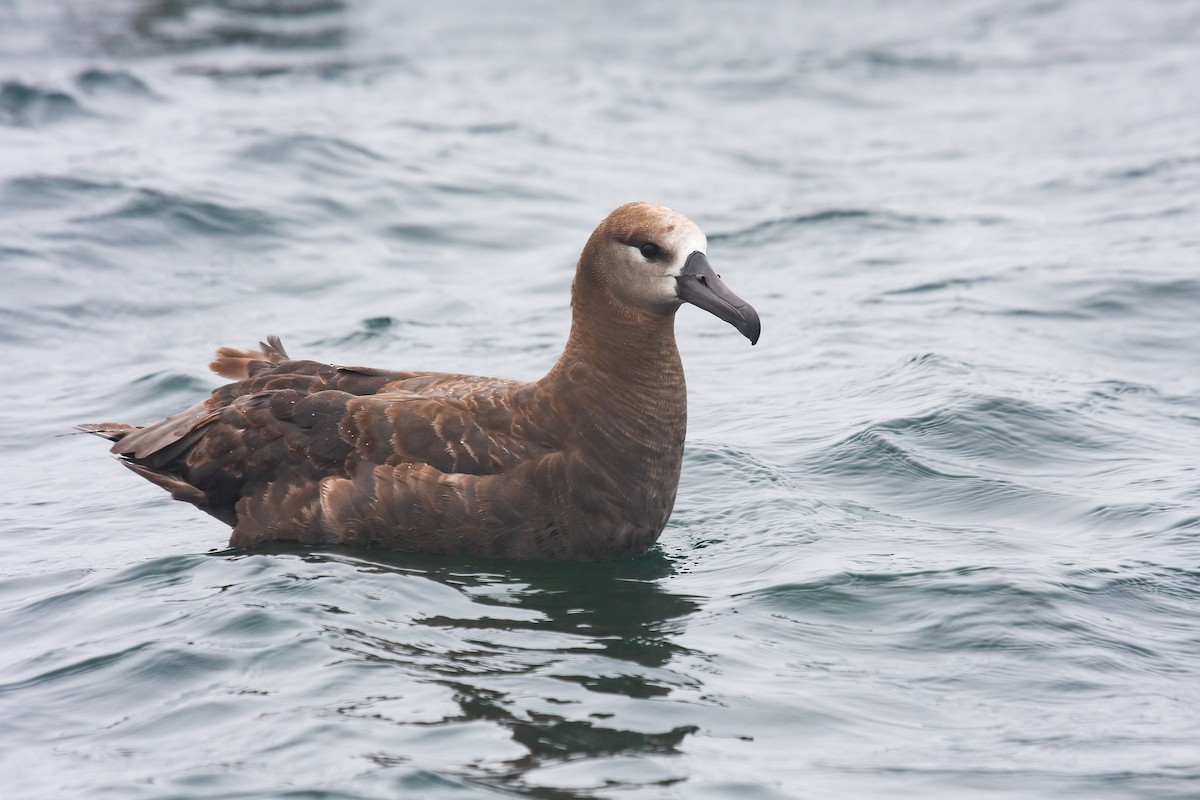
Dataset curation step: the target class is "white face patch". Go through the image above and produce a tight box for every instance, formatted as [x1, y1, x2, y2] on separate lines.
[602, 204, 712, 312]
[662, 223, 707, 279]
[653, 217, 707, 306]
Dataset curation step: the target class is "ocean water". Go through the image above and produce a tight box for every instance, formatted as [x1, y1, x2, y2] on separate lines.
[2, 0, 1199, 797]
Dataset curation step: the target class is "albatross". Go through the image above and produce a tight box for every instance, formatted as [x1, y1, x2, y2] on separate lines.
[81, 202, 760, 560]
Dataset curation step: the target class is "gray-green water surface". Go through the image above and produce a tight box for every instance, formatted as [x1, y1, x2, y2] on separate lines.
[1, 1, 1198, 798]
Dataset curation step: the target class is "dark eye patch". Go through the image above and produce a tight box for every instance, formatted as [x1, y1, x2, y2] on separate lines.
[639, 242, 663, 260]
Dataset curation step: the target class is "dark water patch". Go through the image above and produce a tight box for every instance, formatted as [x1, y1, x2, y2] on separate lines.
[832, 48, 978, 76]
[214, 0, 350, 20]
[319, 315, 462, 350]
[0, 642, 154, 695]
[289, 193, 359, 223]
[74, 68, 159, 100]
[178, 57, 376, 82]
[384, 222, 458, 245]
[377, 218, 541, 251]
[0, 568, 91, 607]
[508, 717, 697, 762]
[1104, 153, 1200, 183]
[427, 175, 560, 202]
[394, 119, 522, 136]
[74, 187, 281, 244]
[1080, 379, 1161, 404]
[700, 71, 881, 110]
[238, 132, 386, 179]
[122, 644, 236, 687]
[1, 174, 126, 212]
[0, 308, 42, 346]
[120, 371, 211, 406]
[0, 245, 38, 261]
[1085, 502, 1194, 533]
[128, 0, 350, 55]
[0, 81, 89, 126]
[994, 304, 1091, 322]
[165, 548, 710, 794]
[1154, 515, 1200, 535]
[1077, 277, 1200, 321]
[991, 275, 1200, 325]
[76, 554, 210, 601]
[1088, 204, 1193, 226]
[710, 208, 949, 246]
[252, 546, 703, 667]
[1061, 563, 1200, 607]
[881, 275, 999, 297]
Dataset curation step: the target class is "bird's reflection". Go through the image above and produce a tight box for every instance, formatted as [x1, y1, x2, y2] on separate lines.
[248, 544, 703, 796]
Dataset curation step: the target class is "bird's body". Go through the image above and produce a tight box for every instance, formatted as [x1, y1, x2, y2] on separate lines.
[82, 202, 759, 560]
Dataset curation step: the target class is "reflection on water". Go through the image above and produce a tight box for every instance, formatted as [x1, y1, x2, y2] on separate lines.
[251, 546, 701, 795]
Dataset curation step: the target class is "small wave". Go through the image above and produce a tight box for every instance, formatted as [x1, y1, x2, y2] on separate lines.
[806, 406, 1094, 526]
[177, 57, 388, 83]
[710, 209, 947, 245]
[128, 0, 350, 55]
[673, 441, 832, 554]
[4, 175, 276, 245]
[0, 81, 89, 127]
[685, 440, 797, 488]
[1078, 277, 1200, 321]
[75, 188, 281, 243]
[992, 276, 1200, 323]
[1101, 153, 1200, 183]
[1, 174, 125, 212]
[237, 132, 385, 180]
[0, 245, 39, 263]
[320, 315, 453, 349]
[127, 371, 211, 401]
[393, 119, 521, 136]
[85, 371, 213, 421]
[873, 396, 1116, 470]
[832, 49, 977, 75]
[740, 559, 1196, 674]
[74, 68, 160, 100]
[881, 275, 1001, 297]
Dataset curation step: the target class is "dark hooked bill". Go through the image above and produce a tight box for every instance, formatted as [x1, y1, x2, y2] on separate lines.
[675, 252, 761, 345]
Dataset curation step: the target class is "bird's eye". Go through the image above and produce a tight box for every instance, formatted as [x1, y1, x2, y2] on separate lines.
[639, 242, 662, 260]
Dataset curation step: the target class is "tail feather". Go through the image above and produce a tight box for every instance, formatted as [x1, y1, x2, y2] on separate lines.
[80, 334, 292, 529]
[209, 334, 291, 380]
[122, 460, 234, 524]
[75, 422, 140, 442]
[78, 427, 236, 526]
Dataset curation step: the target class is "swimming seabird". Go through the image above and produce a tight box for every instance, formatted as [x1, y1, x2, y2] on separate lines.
[81, 202, 760, 560]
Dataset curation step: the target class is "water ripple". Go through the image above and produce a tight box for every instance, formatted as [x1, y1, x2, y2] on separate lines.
[75, 188, 281, 243]
[710, 208, 948, 245]
[0, 81, 89, 127]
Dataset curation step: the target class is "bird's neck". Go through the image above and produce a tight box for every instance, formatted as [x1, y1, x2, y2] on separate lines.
[541, 290, 686, 426]
[532, 268, 689, 552]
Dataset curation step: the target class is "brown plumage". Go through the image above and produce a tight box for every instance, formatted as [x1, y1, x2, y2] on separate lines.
[81, 202, 760, 560]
